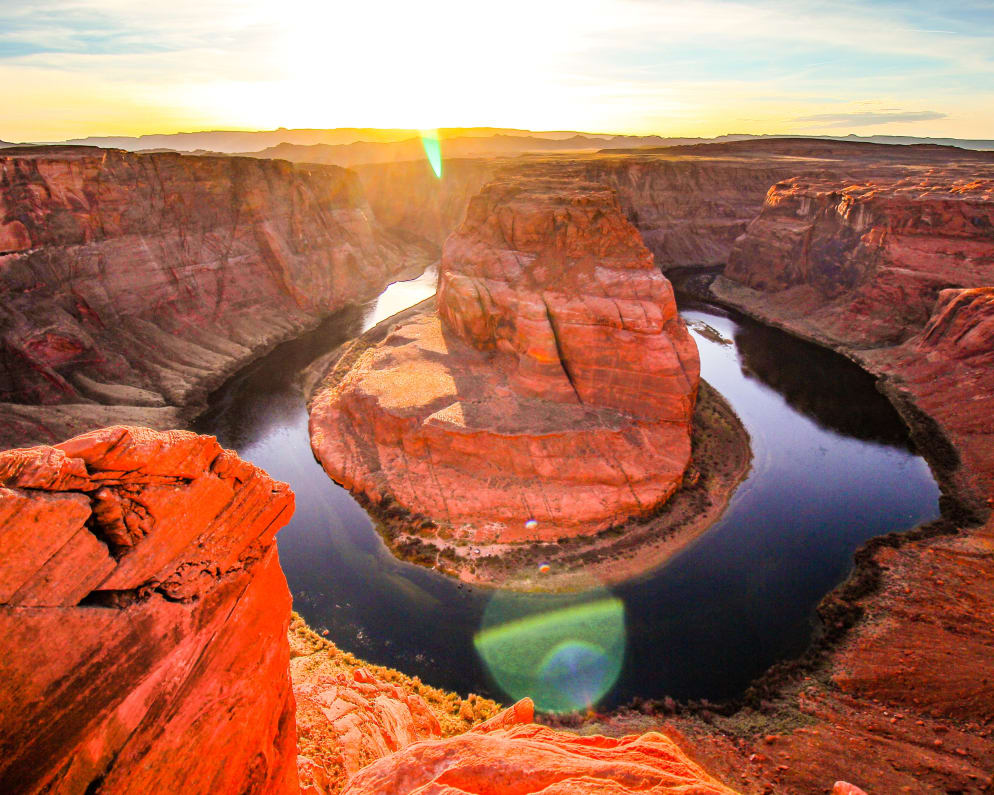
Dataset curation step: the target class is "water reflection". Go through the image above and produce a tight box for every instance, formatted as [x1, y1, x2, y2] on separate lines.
[729, 309, 913, 449]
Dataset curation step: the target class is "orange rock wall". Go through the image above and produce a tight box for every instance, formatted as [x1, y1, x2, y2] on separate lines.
[0, 427, 297, 794]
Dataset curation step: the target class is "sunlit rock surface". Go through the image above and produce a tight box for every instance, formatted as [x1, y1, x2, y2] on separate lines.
[343, 698, 739, 795]
[0, 426, 297, 794]
[295, 667, 441, 789]
[310, 176, 699, 540]
[0, 147, 433, 450]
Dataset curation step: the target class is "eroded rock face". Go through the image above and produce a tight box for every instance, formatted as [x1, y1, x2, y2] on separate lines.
[294, 667, 442, 790]
[310, 177, 699, 540]
[715, 173, 994, 509]
[0, 426, 297, 794]
[343, 698, 739, 795]
[0, 147, 433, 450]
[725, 176, 994, 346]
[704, 172, 994, 793]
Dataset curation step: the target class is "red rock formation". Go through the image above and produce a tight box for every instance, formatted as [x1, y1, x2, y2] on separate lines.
[702, 171, 994, 793]
[343, 698, 739, 794]
[356, 140, 989, 274]
[0, 147, 433, 450]
[725, 175, 994, 346]
[0, 426, 297, 794]
[716, 173, 994, 507]
[295, 667, 441, 787]
[310, 177, 699, 540]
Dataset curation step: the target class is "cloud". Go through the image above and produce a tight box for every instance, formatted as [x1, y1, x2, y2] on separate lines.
[792, 110, 949, 128]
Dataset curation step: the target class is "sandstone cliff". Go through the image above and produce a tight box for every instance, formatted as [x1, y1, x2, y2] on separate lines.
[0, 426, 296, 793]
[355, 140, 983, 275]
[310, 176, 699, 541]
[0, 147, 433, 450]
[716, 173, 994, 511]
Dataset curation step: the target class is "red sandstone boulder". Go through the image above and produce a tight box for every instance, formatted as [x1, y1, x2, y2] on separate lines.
[0, 426, 297, 794]
[310, 177, 699, 540]
[342, 698, 738, 794]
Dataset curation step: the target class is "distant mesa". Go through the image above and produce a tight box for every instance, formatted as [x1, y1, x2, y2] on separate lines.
[309, 175, 700, 543]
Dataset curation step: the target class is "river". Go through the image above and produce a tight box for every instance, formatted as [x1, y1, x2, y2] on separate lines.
[193, 268, 939, 707]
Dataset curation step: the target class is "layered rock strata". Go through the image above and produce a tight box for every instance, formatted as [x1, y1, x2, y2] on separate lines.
[0, 147, 432, 450]
[0, 426, 296, 794]
[355, 139, 994, 274]
[694, 172, 994, 793]
[310, 177, 699, 540]
[343, 698, 739, 795]
[716, 174, 994, 510]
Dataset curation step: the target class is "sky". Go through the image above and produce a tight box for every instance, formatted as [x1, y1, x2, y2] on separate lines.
[1, 0, 993, 142]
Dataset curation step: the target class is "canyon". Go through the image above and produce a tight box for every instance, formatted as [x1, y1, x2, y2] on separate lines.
[0, 147, 431, 451]
[2, 138, 993, 793]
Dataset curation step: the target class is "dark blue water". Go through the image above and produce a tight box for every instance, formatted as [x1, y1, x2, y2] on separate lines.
[194, 274, 940, 706]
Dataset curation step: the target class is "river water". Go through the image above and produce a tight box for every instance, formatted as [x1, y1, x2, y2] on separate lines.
[194, 269, 940, 707]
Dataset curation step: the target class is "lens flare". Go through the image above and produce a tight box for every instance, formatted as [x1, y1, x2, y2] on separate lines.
[420, 130, 442, 178]
[474, 590, 625, 713]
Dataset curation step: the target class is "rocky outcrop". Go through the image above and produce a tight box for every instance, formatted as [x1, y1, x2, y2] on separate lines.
[343, 698, 739, 795]
[310, 176, 699, 540]
[0, 426, 297, 794]
[0, 147, 433, 450]
[295, 668, 442, 793]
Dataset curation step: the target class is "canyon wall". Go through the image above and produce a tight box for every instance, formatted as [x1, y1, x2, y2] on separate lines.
[0, 426, 296, 794]
[353, 159, 495, 246]
[715, 172, 994, 511]
[310, 176, 699, 541]
[692, 171, 994, 793]
[355, 154, 795, 268]
[0, 147, 433, 450]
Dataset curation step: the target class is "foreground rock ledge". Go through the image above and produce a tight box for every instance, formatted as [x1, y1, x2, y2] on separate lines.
[0, 426, 296, 794]
[343, 698, 738, 795]
[310, 176, 700, 541]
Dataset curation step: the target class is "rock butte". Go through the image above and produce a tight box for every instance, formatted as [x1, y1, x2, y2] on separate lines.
[310, 176, 700, 540]
[0, 147, 431, 451]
